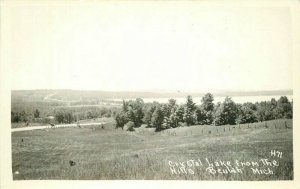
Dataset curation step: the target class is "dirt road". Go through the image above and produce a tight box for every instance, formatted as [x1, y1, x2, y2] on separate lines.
[11, 122, 105, 132]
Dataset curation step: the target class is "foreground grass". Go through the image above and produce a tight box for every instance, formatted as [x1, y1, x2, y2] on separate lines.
[12, 119, 293, 180]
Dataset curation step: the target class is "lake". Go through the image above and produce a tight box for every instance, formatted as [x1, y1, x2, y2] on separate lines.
[111, 95, 293, 104]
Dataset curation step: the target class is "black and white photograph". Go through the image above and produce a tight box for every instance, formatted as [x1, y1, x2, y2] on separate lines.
[1, 0, 300, 188]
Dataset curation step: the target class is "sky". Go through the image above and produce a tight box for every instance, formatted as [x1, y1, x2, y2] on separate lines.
[8, 2, 293, 92]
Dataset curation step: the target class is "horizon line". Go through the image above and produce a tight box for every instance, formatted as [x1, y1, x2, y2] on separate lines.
[11, 88, 293, 93]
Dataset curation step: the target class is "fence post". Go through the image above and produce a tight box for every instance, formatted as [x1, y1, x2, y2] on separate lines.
[274, 123, 277, 129]
[265, 122, 268, 128]
[285, 121, 288, 129]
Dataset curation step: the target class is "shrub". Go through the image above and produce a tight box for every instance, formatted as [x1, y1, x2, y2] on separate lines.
[125, 121, 135, 132]
[34, 109, 40, 118]
[115, 112, 129, 130]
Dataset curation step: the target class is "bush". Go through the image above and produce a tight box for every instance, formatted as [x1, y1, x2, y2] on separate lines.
[34, 109, 40, 118]
[125, 121, 135, 132]
[54, 111, 75, 124]
[11, 111, 21, 122]
[115, 112, 129, 130]
[11, 111, 30, 123]
[178, 122, 187, 127]
[55, 112, 65, 123]
[41, 117, 52, 124]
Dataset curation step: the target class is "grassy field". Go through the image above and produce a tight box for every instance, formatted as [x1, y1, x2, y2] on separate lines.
[12, 119, 293, 180]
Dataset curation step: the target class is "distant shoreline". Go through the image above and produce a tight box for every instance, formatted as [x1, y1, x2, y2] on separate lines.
[11, 89, 292, 99]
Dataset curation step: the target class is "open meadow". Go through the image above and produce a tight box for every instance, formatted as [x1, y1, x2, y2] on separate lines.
[12, 119, 293, 180]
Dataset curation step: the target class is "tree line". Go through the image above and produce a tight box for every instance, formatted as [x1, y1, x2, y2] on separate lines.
[11, 106, 117, 124]
[115, 93, 293, 132]
[11, 93, 293, 128]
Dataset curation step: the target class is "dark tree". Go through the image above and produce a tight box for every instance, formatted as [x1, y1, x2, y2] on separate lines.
[115, 98, 145, 128]
[275, 96, 293, 119]
[175, 105, 185, 123]
[197, 93, 214, 125]
[168, 105, 181, 128]
[115, 112, 129, 130]
[122, 100, 129, 112]
[151, 106, 165, 132]
[196, 107, 206, 125]
[183, 96, 197, 126]
[34, 109, 40, 118]
[236, 103, 258, 124]
[64, 112, 74, 123]
[256, 101, 275, 121]
[163, 99, 177, 118]
[11, 112, 21, 122]
[214, 97, 238, 125]
[143, 104, 157, 127]
[127, 98, 145, 127]
[55, 112, 64, 123]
